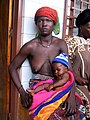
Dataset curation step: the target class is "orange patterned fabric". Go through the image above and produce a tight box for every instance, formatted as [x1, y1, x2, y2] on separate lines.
[35, 6, 58, 23]
[34, 93, 69, 120]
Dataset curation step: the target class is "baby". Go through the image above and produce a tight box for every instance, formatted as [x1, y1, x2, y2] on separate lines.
[27, 52, 70, 94]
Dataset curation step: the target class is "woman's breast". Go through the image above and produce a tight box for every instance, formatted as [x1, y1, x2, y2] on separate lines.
[29, 57, 53, 75]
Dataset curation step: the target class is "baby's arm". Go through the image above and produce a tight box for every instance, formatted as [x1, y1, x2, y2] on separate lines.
[33, 83, 49, 93]
[54, 73, 69, 87]
[47, 73, 69, 91]
[27, 83, 50, 94]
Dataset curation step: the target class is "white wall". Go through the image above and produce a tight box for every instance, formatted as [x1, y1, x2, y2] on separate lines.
[21, 0, 65, 90]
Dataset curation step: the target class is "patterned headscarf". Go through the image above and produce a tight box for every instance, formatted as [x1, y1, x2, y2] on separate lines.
[34, 6, 58, 24]
[34, 6, 60, 35]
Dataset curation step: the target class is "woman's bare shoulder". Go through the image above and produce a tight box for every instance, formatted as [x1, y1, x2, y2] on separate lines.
[53, 36, 65, 42]
[52, 36, 67, 47]
[25, 37, 38, 45]
[19, 38, 39, 54]
[22, 37, 38, 48]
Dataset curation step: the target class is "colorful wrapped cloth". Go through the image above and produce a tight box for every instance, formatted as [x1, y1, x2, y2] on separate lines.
[29, 71, 75, 120]
[48, 93, 85, 120]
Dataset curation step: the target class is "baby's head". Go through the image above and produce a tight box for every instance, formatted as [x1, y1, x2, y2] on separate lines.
[52, 53, 69, 76]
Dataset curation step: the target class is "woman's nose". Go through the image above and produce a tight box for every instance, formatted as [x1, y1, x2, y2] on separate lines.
[43, 20, 47, 26]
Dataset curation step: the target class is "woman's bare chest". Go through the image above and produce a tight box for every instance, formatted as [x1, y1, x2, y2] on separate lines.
[29, 48, 59, 73]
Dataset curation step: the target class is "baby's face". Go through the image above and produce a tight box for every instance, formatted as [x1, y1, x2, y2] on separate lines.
[52, 62, 67, 77]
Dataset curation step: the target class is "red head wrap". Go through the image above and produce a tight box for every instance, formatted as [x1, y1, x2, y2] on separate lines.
[34, 6, 58, 24]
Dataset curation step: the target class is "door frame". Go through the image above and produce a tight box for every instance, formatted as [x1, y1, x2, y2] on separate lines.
[9, 0, 22, 119]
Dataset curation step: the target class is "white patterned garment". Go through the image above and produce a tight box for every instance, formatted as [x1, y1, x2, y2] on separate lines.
[65, 35, 90, 118]
[65, 35, 90, 79]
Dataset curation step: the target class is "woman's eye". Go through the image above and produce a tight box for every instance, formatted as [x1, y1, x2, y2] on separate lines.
[38, 20, 42, 23]
[47, 19, 52, 22]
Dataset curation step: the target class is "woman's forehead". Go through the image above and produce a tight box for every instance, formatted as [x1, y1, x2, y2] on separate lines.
[37, 16, 53, 21]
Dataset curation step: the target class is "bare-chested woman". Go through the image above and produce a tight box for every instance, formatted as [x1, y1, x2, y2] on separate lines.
[9, 6, 75, 119]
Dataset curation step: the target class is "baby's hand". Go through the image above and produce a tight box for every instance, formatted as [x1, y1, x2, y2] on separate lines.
[45, 85, 53, 92]
[26, 89, 34, 95]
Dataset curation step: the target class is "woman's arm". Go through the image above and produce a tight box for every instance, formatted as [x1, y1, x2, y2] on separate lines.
[9, 43, 33, 108]
[72, 53, 88, 85]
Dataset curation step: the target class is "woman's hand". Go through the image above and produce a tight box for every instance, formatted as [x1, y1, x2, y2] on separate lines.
[19, 86, 33, 109]
[64, 92, 76, 116]
[64, 83, 76, 116]
[74, 73, 89, 85]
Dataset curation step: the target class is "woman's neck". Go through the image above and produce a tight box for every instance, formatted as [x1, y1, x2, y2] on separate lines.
[38, 35, 53, 48]
[78, 34, 87, 40]
[40, 34, 53, 42]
